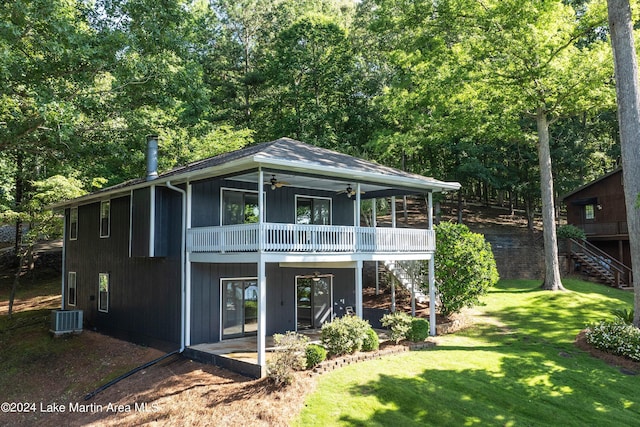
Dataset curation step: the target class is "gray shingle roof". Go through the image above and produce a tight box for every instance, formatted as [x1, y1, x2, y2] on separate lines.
[51, 137, 459, 209]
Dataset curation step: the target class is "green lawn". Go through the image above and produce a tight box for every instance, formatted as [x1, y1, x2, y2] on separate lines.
[294, 279, 639, 426]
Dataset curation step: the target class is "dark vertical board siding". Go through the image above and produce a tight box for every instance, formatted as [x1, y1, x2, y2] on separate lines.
[65, 195, 181, 350]
[154, 186, 182, 257]
[192, 177, 355, 226]
[189, 262, 356, 344]
[130, 188, 150, 257]
[267, 186, 355, 225]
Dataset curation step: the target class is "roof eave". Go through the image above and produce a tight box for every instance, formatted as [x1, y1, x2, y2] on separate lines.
[252, 155, 461, 192]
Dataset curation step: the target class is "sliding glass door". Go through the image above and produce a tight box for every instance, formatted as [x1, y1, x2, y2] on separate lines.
[221, 279, 258, 339]
[296, 276, 332, 330]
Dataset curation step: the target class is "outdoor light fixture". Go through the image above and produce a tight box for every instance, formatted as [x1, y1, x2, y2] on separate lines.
[269, 174, 289, 190]
[312, 271, 321, 282]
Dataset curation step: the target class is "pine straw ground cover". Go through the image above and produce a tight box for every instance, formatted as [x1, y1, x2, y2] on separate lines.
[2, 275, 640, 426]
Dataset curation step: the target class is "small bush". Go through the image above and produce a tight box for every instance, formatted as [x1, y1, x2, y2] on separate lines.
[406, 318, 429, 342]
[305, 344, 327, 369]
[267, 331, 309, 386]
[381, 311, 412, 343]
[612, 308, 634, 325]
[321, 316, 373, 356]
[585, 319, 640, 362]
[556, 224, 586, 240]
[362, 327, 379, 352]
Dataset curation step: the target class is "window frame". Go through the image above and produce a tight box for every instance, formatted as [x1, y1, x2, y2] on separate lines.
[100, 200, 111, 238]
[98, 273, 109, 313]
[220, 188, 260, 225]
[69, 207, 78, 240]
[585, 204, 595, 220]
[295, 195, 332, 225]
[67, 271, 77, 307]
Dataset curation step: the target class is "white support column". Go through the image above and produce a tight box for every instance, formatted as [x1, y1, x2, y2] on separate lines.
[391, 196, 397, 311]
[391, 196, 397, 228]
[429, 256, 436, 336]
[257, 168, 267, 374]
[258, 169, 264, 251]
[372, 197, 377, 227]
[355, 183, 362, 227]
[356, 259, 363, 318]
[185, 182, 192, 346]
[149, 185, 156, 256]
[428, 191, 433, 230]
[373, 197, 378, 295]
[257, 257, 267, 373]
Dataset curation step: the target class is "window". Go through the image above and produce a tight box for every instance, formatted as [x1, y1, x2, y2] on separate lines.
[100, 200, 110, 238]
[585, 204, 595, 220]
[221, 278, 258, 339]
[98, 273, 109, 313]
[68, 272, 77, 307]
[69, 207, 78, 240]
[222, 189, 259, 225]
[296, 196, 331, 225]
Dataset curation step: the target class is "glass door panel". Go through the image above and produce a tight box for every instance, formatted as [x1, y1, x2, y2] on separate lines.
[296, 276, 332, 330]
[222, 279, 258, 339]
[296, 280, 313, 329]
[244, 282, 258, 334]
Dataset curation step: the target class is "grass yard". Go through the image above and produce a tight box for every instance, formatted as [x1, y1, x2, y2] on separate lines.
[294, 279, 639, 426]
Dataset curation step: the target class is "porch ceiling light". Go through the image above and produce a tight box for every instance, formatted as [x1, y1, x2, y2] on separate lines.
[269, 174, 289, 190]
[312, 271, 321, 282]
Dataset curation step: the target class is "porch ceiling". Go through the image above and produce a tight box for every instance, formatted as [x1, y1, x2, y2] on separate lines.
[229, 170, 419, 199]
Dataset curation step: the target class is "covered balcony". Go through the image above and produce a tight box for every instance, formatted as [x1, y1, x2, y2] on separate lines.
[187, 222, 435, 255]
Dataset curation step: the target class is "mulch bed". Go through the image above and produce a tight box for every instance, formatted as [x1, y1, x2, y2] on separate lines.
[574, 330, 640, 375]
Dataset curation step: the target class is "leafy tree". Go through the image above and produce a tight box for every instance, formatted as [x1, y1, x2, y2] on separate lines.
[466, 0, 613, 291]
[434, 222, 499, 317]
[1, 175, 85, 316]
[606, 0, 640, 327]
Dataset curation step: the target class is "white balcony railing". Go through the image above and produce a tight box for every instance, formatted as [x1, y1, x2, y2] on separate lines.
[187, 223, 435, 254]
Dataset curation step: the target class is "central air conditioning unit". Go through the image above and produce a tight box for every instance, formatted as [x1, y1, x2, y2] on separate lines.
[50, 310, 83, 336]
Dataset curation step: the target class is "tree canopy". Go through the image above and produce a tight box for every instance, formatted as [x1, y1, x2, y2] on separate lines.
[0, 0, 632, 291]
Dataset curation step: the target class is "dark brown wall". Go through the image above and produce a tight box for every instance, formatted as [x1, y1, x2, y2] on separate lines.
[565, 170, 626, 231]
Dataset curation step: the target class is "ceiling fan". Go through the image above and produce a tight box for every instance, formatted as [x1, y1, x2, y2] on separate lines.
[337, 184, 365, 198]
[268, 174, 289, 190]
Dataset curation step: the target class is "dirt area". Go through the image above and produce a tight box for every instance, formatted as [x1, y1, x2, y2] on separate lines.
[574, 330, 640, 375]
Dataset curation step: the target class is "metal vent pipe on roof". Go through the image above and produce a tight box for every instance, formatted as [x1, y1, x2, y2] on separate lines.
[146, 135, 159, 181]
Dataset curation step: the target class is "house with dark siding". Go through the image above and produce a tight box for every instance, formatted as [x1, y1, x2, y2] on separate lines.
[51, 137, 460, 376]
[562, 167, 633, 287]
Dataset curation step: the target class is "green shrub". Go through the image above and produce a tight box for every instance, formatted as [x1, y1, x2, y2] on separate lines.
[556, 224, 586, 240]
[585, 319, 640, 362]
[406, 318, 429, 342]
[434, 222, 499, 317]
[362, 327, 379, 352]
[320, 316, 373, 356]
[305, 344, 327, 369]
[267, 331, 309, 386]
[612, 308, 635, 325]
[381, 311, 412, 343]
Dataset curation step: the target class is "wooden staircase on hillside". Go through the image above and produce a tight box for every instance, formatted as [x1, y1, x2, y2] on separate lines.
[567, 238, 633, 289]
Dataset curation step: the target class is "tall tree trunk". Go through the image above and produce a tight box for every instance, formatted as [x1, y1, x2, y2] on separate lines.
[13, 150, 24, 256]
[536, 107, 565, 291]
[607, 0, 640, 326]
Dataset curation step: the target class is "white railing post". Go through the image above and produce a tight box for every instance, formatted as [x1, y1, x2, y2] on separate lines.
[187, 223, 436, 254]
